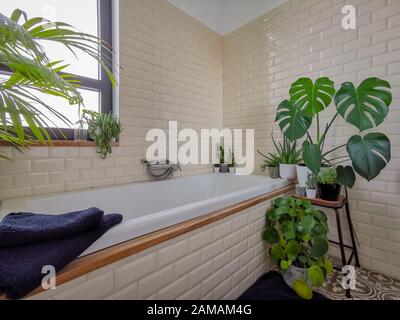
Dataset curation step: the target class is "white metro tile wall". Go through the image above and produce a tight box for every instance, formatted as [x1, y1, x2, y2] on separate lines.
[223, 0, 400, 278]
[0, 0, 224, 201]
[27, 201, 272, 300]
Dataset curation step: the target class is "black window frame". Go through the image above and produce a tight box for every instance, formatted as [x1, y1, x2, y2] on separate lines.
[0, 0, 113, 140]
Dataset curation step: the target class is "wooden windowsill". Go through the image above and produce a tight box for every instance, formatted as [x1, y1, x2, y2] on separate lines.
[0, 184, 294, 300]
[0, 140, 119, 147]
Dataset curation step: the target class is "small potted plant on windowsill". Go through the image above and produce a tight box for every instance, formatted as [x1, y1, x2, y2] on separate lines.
[317, 167, 342, 201]
[227, 148, 236, 174]
[306, 173, 317, 199]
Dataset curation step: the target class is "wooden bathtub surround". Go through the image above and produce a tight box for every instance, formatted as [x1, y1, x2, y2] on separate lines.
[1, 184, 294, 300]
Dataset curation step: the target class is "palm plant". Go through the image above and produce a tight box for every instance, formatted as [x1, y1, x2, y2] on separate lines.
[0, 9, 117, 158]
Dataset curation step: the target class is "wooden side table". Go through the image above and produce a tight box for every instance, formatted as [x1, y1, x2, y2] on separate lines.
[297, 195, 361, 299]
[298, 195, 361, 269]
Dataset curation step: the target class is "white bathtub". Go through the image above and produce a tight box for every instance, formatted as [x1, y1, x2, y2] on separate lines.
[0, 174, 289, 256]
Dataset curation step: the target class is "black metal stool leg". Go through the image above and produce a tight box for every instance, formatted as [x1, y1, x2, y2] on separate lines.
[335, 209, 347, 267]
[345, 201, 360, 268]
[335, 208, 351, 298]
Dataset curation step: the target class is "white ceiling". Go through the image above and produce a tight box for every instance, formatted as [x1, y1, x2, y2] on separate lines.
[167, 0, 288, 35]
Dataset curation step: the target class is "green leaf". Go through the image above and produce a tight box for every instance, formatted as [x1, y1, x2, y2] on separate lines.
[275, 100, 312, 141]
[296, 216, 316, 234]
[311, 224, 327, 236]
[270, 245, 285, 261]
[290, 77, 336, 115]
[334, 78, 392, 132]
[263, 227, 279, 244]
[281, 221, 296, 240]
[336, 166, 356, 188]
[323, 258, 333, 275]
[286, 239, 301, 261]
[280, 260, 290, 271]
[302, 141, 322, 175]
[307, 265, 325, 287]
[347, 133, 391, 181]
[292, 279, 313, 300]
[310, 236, 329, 257]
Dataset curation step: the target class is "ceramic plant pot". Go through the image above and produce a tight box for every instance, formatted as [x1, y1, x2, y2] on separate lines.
[279, 164, 297, 180]
[295, 184, 307, 198]
[220, 164, 229, 173]
[282, 266, 309, 288]
[296, 164, 311, 187]
[213, 166, 220, 173]
[268, 166, 280, 179]
[318, 183, 342, 201]
[229, 166, 236, 174]
[306, 188, 317, 199]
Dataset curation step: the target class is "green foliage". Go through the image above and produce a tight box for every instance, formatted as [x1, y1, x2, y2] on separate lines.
[275, 76, 392, 187]
[263, 196, 332, 297]
[275, 100, 312, 141]
[83, 110, 122, 159]
[290, 77, 335, 116]
[316, 167, 337, 185]
[302, 141, 322, 175]
[0, 9, 117, 158]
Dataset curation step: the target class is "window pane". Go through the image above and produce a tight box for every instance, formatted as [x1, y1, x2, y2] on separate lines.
[0, 0, 99, 79]
[30, 89, 100, 129]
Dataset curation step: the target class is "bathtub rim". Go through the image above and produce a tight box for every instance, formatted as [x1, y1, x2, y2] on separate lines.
[0, 184, 294, 300]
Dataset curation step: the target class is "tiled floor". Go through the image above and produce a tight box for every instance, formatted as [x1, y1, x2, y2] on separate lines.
[316, 268, 400, 300]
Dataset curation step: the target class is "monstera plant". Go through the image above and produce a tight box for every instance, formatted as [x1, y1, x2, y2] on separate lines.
[275, 77, 392, 188]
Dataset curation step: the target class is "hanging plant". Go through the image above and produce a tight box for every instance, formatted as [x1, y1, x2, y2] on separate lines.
[83, 110, 122, 159]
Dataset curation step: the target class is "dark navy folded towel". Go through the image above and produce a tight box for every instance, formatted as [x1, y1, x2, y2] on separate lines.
[0, 213, 122, 299]
[0, 208, 104, 248]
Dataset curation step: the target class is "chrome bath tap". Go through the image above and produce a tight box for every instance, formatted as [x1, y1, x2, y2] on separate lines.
[141, 159, 182, 180]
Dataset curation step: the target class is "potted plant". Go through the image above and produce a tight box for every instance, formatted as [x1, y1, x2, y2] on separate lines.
[227, 148, 236, 174]
[317, 167, 342, 201]
[276, 136, 301, 180]
[275, 77, 392, 190]
[258, 150, 280, 179]
[306, 173, 317, 199]
[296, 164, 311, 187]
[83, 110, 123, 159]
[264, 196, 333, 300]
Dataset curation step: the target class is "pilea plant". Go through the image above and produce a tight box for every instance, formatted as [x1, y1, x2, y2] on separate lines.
[83, 110, 122, 159]
[263, 196, 333, 299]
[275, 77, 392, 188]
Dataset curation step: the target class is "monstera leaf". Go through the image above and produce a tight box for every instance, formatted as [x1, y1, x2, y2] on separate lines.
[347, 133, 391, 181]
[275, 100, 312, 141]
[335, 78, 392, 132]
[336, 165, 356, 188]
[290, 77, 335, 115]
[302, 141, 322, 175]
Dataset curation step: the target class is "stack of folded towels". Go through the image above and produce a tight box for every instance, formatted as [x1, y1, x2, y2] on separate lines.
[0, 208, 122, 299]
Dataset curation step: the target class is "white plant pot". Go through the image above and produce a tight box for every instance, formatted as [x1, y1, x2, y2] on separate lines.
[213, 167, 220, 174]
[306, 188, 317, 199]
[282, 266, 309, 288]
[229, 167, 236, 174]
[279, 164, 297, 180]
[296, 165, 311, 187]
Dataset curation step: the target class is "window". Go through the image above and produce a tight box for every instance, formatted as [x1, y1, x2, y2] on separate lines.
[0, 0, 113, 139]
